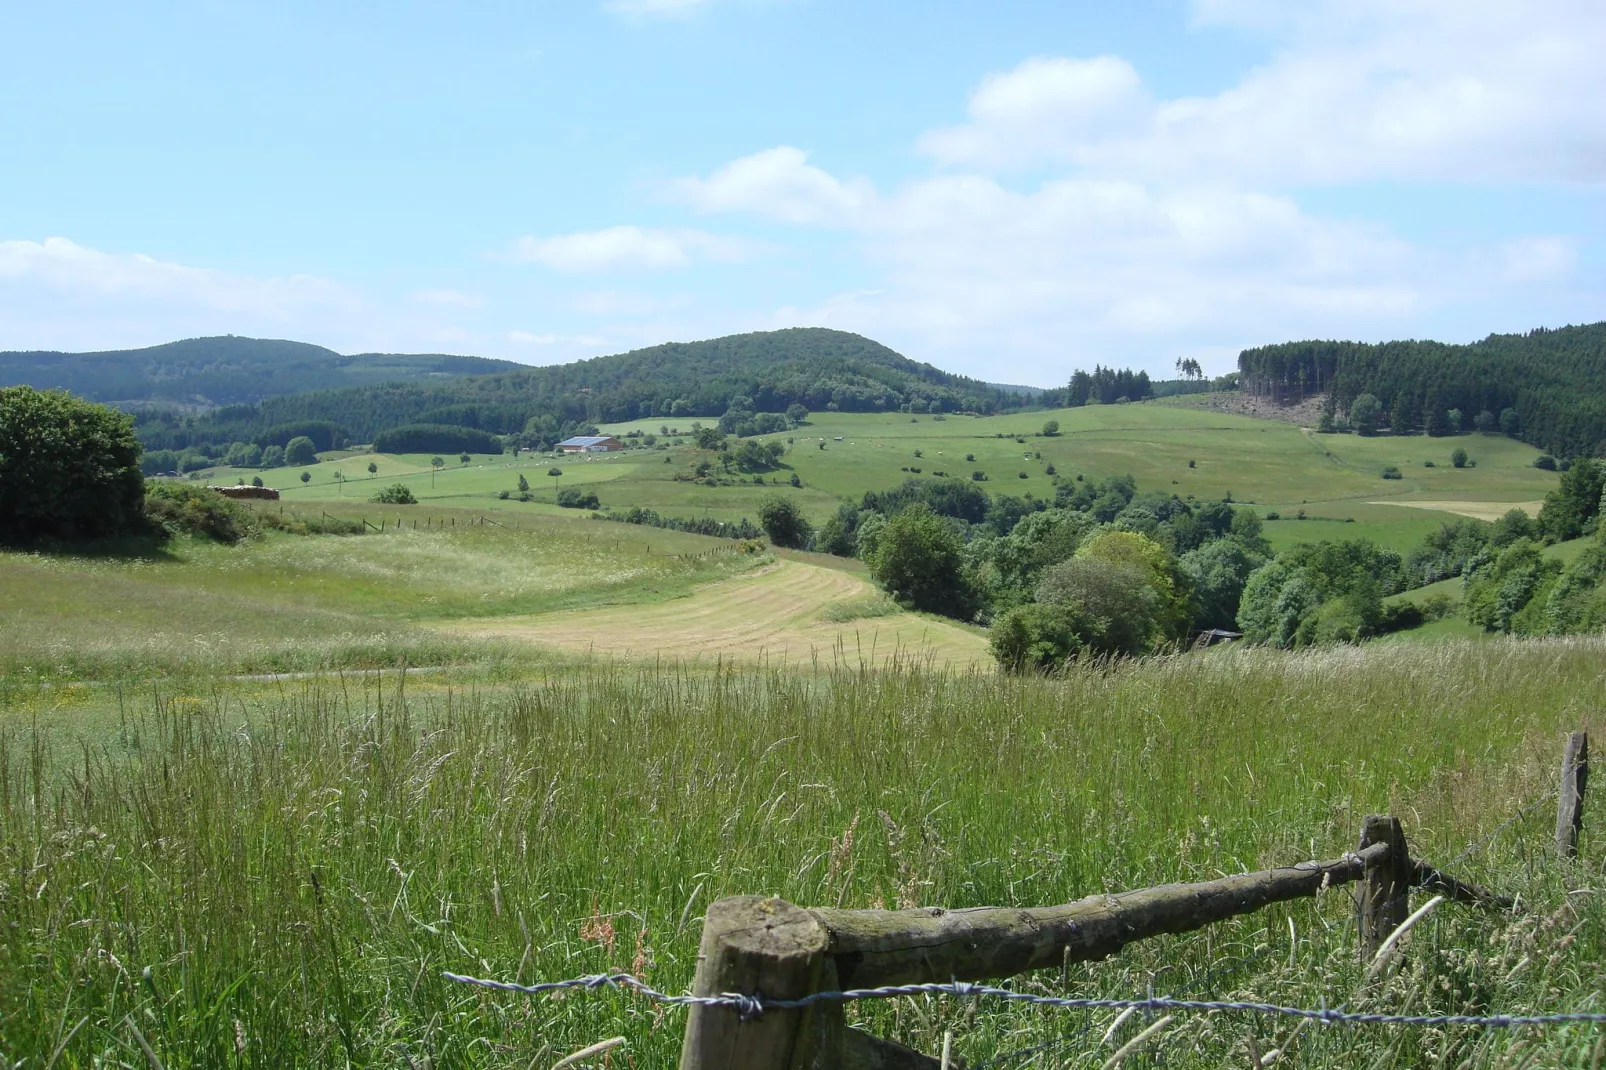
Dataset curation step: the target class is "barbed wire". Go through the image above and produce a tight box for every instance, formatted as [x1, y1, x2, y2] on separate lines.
[1445, 786, 1560, 870]
[444, 971, 1606, 1029]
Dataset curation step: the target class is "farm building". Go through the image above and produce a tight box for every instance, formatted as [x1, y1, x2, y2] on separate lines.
[556, 435, 624, 454]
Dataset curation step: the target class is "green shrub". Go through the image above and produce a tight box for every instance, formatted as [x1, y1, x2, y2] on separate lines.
[1381, 466, 1402, 479]
[757, 495, 812, 548]
[284, 436, 319, 466]
[370, 484, 418, 504]
[257, 511, 364, 536]
[556, 488, 600, 510]
[143, 483, 258, 544]
[867, 504, 978, 619]
[0, 387, 147, 543]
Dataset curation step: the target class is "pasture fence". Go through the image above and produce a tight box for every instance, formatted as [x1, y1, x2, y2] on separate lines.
[446, 730, 1593, 1069]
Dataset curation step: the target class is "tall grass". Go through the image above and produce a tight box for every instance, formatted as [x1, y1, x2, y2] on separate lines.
[1, 638, 1602, 1066]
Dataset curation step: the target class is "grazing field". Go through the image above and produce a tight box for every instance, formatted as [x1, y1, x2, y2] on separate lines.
[1, 640, 1602, 1067]
[440, 556, 990, 669]
[181, 402, 1559, 559]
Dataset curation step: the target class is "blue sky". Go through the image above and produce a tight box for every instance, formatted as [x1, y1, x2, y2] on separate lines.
[1, 0, 1601, 385]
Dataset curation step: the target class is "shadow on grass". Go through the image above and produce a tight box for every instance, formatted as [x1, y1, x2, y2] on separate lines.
[0, 533, 181, 562]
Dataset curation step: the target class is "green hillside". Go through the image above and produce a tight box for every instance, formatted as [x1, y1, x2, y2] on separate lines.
[1238, 321, 1606, 457]
[0, 335, 522, 407]
[139, 328, 1043, 450]
[203, 400, 1558, 556]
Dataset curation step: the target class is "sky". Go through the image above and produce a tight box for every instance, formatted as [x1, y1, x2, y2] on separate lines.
[0, 0, 1601, 386]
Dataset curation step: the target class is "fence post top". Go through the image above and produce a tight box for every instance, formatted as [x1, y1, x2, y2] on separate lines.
[700, 896, 829, 962]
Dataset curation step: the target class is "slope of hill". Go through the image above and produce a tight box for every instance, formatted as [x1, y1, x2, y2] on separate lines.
[139, 328, 1039, 449]
[1238, 322, 1606, 457]
[0, 336, 522, 407]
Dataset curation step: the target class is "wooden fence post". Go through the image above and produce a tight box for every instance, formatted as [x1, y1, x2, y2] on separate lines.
[1557, 730, 1589, 859]
[679, 896, 832, 1070]
[1357, 815, 1410, 960]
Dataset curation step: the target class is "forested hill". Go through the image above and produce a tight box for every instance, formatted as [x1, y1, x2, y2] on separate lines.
[1238, 322, 1606, 457]
[0, 336, 522, 407]
[140, 328, 1037, 450]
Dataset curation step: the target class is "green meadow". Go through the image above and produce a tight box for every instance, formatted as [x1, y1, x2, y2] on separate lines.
[175, 402, 1561, 564]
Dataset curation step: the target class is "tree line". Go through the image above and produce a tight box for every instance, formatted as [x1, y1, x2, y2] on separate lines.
[1238, 322, 1606, 457]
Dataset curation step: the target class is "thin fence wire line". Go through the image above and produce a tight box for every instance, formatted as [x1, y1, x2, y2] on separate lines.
[1446, 787, 1560, 870]
[443, 972, 1606, 1029]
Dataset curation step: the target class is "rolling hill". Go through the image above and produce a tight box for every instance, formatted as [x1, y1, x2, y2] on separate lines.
[132, 327, 1043, 451]
[0, 336, 523, 407]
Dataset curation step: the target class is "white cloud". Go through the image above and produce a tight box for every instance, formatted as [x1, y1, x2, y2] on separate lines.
[509, 225, 757, 273]
[671, 147, 874, 225]
[915, 2, 1606, 184]
[0, 236, 351, 316]
[412, 288, 486, 309]
[918, 57, 1149, 170]
[602, 0, 719, 23]
[661, 2, 1601, 380]
[677, 145, 1582, 375]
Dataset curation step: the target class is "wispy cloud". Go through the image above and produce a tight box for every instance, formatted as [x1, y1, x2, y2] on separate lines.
[508, 225, 758, 273]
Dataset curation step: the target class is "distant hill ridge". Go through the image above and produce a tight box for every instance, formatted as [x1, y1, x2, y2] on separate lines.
[0, 336, 523, 407]
[133, 327, 1040, 451]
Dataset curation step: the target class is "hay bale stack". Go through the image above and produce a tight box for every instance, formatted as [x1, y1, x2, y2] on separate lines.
[210, 485, 280, 500]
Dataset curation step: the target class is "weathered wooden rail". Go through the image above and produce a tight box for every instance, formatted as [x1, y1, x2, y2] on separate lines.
[679, 731, 1587, 1070]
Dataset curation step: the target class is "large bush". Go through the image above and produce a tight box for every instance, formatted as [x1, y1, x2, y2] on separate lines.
[1538, 459, 1603, 541]
[556, 487, 601, 510]
[371, 424, 503, 455]
[0, 387, 147, 543]
[866, 504, 978, 619]
[284, 435, 320, 466]
[370, 484, 418, 504]
[144, 483, 258, 544]
[757, 495, 812, 548]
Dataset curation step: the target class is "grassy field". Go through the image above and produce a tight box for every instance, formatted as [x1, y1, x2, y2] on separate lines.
[2, 639, 1603, 1067]
[438, 555, 991, 669]
[0, 509, 770, 679]
[174, 403, 1558, 561]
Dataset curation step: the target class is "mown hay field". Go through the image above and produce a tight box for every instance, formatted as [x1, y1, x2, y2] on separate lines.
[437, 556, 991, 669]
[2, 637, 1603, 1067]
[0, 514, 766, 679]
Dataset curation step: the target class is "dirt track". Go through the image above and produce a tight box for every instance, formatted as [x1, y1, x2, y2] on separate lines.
[1367, 499, 1544, 521]
[437, 559, 991, 669]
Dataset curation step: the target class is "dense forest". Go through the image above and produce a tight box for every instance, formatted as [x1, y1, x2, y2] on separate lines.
[132, 329, 1061, 452]
[0, 336, 521, 407]
[1238, 322, 1606, 457]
